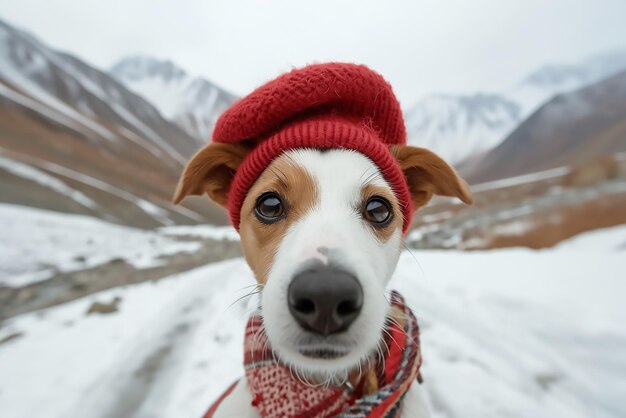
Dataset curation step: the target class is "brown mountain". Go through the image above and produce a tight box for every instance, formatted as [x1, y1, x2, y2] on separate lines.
[0, 19, 227, 228]
[462, 70, 626, 184]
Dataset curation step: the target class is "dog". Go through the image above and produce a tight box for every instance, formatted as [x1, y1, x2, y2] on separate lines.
[173, 63, 473, 417]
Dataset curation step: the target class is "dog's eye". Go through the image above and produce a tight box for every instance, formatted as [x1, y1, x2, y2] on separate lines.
[363, 197, 392, 225]
[255, 193, 285, 223]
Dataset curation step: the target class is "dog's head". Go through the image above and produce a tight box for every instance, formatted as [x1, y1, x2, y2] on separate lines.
[174, 144, 472, 382]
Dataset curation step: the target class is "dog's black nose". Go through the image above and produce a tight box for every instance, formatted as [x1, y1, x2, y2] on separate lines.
[288, 266, 363, 336]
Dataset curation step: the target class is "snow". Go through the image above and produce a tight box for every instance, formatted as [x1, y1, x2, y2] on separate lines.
[160, 224, 239, 241]
[168, 204, 207, 223]
[556, 225, 626, 251]
[135, 198, 175, 226]
[0, 258, 253, 418]
[0, 204, 201, 287]
[393, 247, 626, 418]
[0, 153, 96, 209]
[470, 166, 571, 192]
[34, 161, 176, 226]
[110, 56, 235, 141]
[405, 93, 521, 164]
[114, 69, 195, 119]
[1, 224, 624, 417]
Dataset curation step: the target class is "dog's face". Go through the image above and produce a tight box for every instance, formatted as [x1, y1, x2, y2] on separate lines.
[174, 144, 472, 383]
[239, 149, 404, 380]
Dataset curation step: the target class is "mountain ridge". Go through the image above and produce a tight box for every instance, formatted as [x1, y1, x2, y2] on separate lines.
[405, 49, 626, 165]
[0, 18, 227, 227]
[110, 56, 237, 141]
[461, 69, 626, 183]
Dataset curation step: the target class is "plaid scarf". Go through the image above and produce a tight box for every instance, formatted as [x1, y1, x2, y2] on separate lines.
[205, 291, 421, 418]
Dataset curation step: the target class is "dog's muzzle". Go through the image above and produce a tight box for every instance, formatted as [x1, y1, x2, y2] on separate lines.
[287, 265, 363, 336]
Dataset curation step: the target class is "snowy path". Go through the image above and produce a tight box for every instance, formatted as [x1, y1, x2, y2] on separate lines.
[0, 258, 255, 418]
[1, 227, 625, 418]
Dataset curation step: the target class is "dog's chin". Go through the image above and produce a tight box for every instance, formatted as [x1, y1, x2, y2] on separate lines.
[267, 329, 380, 385]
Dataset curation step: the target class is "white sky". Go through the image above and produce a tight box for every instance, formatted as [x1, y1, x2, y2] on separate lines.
[1, 0, 626, 106]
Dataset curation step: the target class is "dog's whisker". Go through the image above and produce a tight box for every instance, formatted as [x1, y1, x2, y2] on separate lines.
[382, 294, 420, 347]
[403, 242, 427, 281]
[383, 292, 391, 305]
[268, 166, 289, 189]
[356, 358, 363, 382]
[225, 290, 262, 312]
[361, 167, 384, 187]
[375, 339, 387, 376]
[381, 327, 403, 352]
[292, 363, 316, 388]
[250, 322, 267, 363]
[385, 315, 419, 349]
[225, 284, 264, 312]
[359, 166, 376, 183]
[237, 283, 262, 291]
[386, 310, 410, 327]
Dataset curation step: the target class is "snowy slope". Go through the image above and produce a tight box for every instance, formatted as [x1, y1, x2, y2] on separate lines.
[1, 226, 624, 418]
[404, 94, 521, 164]
[0, 204, 200, 288]
[110, 56, 237, 141]
[0, 154, 97, 210]
[514, 50, 626, 114]
[406, 50, 626, 164]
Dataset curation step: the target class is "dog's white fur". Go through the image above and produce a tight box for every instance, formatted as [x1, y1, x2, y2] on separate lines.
[213, 149, 429, 417]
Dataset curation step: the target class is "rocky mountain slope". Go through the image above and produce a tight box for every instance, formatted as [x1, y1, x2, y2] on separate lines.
[405, 50, 626, 164]
[463, 71, 626, 183]
[0, 19, 227, 227]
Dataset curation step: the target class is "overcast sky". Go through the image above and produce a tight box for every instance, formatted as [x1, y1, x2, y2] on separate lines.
[1, 0, 625, 106]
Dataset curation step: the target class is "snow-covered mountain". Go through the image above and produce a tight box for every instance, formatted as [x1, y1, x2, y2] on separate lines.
[404, 94, 521, 164]
[0, 21, 200, 165]
[516, 50, 626, 107]
[463, 69, 626, 183]
[110, 56, 237, 141]
[406, 50, 626, 164]
[0, 18, 227, 227]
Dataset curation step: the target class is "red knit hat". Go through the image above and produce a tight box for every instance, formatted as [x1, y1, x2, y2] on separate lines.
[213, 63, 413, 232]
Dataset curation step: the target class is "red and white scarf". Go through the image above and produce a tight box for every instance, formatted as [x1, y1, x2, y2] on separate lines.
[205, 291, 422, 418]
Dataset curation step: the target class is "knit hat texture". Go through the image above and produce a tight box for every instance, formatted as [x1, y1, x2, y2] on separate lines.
[212, 62, 412, 232]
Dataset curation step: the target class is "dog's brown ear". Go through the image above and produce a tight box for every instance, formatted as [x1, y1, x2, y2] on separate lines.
[391, 145, 473, 210]
[173, 143, 249, 207]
